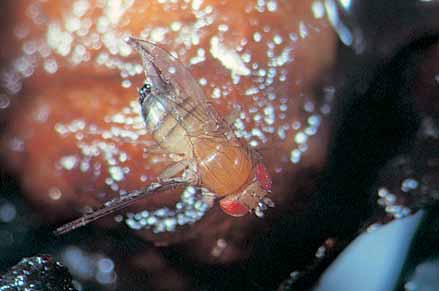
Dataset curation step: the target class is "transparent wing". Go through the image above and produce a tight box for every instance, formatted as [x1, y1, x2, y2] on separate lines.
[127, 37, 228, 135]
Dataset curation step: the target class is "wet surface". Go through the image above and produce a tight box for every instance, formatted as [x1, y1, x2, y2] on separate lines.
[0, 1, 336, 289]
[0, 255, 77, 291]
[1, 1, 439, 290]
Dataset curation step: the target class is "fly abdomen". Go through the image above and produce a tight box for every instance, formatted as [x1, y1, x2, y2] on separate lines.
[131, 37, 221, 156]
[140, 88, 168, 133]
[140, 89, 196, 156]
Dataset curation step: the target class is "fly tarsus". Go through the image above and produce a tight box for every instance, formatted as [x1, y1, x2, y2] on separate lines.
[53, 181, 186, 236]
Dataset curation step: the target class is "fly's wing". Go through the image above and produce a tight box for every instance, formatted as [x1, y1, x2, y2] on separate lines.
[53, 181, 184, 235]
[127, 37, 229, 136]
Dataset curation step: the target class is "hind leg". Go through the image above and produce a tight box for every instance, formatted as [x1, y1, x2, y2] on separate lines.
[157, 160, 190, 182]
[157, 159, 200, 184]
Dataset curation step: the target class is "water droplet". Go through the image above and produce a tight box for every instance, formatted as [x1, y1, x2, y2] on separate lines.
[0, 95, 10, 109]
[48, 187, 63, 200]
[60, 155, 78, 170]
[121, 79, 131, 88]
[0, 202, 16, 223]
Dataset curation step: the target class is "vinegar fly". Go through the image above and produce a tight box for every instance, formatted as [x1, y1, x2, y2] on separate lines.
[54, 37, 274, 236]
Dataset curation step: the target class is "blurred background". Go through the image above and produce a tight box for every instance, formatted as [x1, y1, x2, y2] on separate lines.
[0, 0, 438, 290]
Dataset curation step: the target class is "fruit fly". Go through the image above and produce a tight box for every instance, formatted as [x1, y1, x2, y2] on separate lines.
[54, 37, 274, 235]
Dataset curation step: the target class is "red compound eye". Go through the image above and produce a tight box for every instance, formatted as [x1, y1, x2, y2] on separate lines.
[255, 163, 272, 191]
[219, 199, 249, 217]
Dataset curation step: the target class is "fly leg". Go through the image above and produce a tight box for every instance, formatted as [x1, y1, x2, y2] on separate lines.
[225, 107, 241, 125]
[53, 180, 185, 235]
[144, 143, 166, 155]
[157, 159, 200, 186]
[199, 189, 216, 208]
[157, 160, 188, 182]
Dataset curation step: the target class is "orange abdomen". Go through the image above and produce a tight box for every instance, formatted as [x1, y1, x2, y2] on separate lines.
[193, 137, 253, 196]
